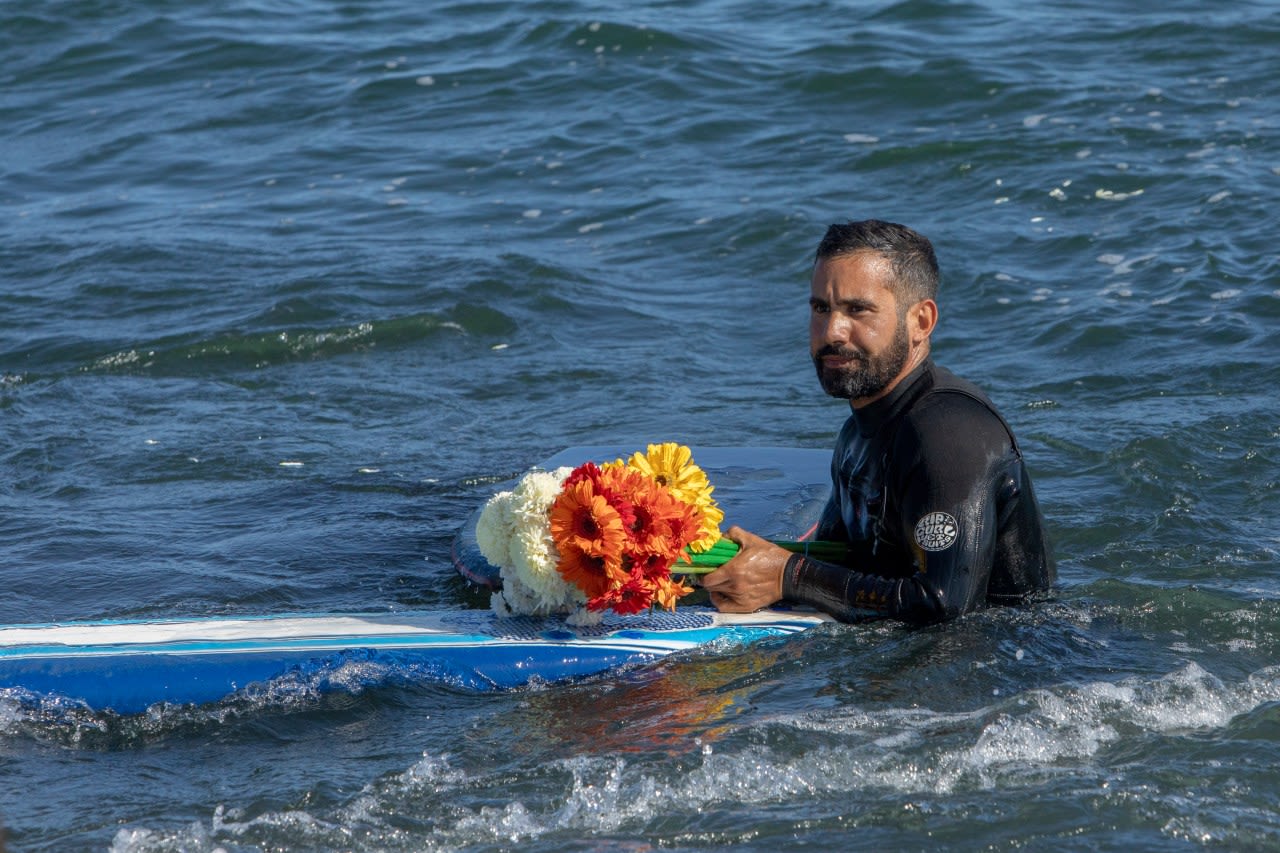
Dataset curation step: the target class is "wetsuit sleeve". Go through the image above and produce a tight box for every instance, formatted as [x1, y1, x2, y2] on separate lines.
[784, 393, 1014, 624]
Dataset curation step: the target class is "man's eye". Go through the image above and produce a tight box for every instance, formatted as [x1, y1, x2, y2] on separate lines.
[811, 303, 829, 314]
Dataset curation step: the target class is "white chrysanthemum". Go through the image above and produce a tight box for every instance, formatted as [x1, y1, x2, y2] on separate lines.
[490, 587, 518, 617]
[508, 523, 558, 591]
[509, 468, 571, 518]
[491, 575, 560, 617]
[474, 490, 515, 569]
[482, 466, 586, 616]
[565, 606, 603, 627]
[507, 525, 583, 611]
[506, 471, 571, 549]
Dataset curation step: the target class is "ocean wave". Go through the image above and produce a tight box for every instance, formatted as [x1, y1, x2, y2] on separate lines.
[73, 310, 499, 376]
[97, 656, 1280, 852]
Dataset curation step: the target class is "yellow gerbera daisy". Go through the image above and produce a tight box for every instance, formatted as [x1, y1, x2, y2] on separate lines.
[627, 443, 705, 496]
[627, 443, 722, 552]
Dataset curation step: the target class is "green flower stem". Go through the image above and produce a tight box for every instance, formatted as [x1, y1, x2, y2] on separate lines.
[676, 538, 848, 575]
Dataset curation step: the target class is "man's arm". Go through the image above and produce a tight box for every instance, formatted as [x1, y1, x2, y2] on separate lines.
[706, 393, 1015, 624]
[699, 525, 951, 622]
[787, 393, 1011, 623]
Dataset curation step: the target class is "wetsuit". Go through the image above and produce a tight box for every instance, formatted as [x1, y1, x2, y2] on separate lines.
[784, 358, 1055, 624]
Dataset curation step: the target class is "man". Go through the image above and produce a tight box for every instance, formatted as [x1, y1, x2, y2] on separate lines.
[702, 219, 1054, 624]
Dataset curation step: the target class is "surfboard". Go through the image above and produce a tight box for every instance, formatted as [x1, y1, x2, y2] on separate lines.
[0, 607, 832, 714]
[1, 446, 834, 714]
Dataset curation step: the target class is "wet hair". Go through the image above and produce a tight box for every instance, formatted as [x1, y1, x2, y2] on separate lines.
[814, 219, 939, 306]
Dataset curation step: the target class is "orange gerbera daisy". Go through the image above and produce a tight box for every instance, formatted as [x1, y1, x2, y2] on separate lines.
[626, 443, 723, 553]
[660, 493, 704, 553]
[549, 478, 627, 560]
[621, 478, 683, 558]
[652, 575, 694, 611]
[556, 543, 622, 599]
[597, 459, 651, 504]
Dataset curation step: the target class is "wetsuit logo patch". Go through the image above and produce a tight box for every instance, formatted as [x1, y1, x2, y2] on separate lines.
[914, 511, 958, 551]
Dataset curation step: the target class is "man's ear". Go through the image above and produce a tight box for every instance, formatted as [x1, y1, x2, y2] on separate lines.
[908, 299, 938, 345]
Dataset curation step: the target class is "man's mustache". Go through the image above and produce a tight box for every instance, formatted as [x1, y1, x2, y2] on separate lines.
[814, 344, 866, 361]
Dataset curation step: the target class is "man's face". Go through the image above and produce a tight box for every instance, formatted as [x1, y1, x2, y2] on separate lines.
[809, 251, 911, 402]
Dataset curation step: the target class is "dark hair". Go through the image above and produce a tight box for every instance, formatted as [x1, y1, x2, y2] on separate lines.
[815, 219, 939, 306]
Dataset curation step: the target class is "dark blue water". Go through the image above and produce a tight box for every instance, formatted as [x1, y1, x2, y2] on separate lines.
[3, 1, 1279, 849]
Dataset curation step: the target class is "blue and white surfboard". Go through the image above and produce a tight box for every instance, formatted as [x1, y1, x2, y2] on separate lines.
[0, 446, 833, 714]
[0, 607, 831, 714]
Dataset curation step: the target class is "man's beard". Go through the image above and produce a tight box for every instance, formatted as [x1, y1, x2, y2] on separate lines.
[812, 319, 910, 400]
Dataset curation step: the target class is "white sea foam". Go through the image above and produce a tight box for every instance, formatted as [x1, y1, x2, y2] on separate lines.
[775, 662, 1280, 795]
[1118, 255, 1154, 275]
[1095, 188, 1144, 201]
[102, 661, 1280, 851]
[93, 349, 144, 369]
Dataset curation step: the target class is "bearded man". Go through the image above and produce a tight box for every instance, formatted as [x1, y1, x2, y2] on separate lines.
[703, 220, 1055, 624]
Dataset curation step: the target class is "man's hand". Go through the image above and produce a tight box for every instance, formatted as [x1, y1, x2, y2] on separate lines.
[700, 526, 791, 613]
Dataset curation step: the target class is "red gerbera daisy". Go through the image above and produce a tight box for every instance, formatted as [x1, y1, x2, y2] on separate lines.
[587, 570, 657, 616]
[630, 550, 673, 583]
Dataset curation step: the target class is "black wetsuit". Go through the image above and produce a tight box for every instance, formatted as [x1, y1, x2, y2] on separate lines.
[783, 358, 1055, 624]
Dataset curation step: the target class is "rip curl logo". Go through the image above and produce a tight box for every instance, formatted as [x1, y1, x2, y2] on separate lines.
[914, 511, 958, 551]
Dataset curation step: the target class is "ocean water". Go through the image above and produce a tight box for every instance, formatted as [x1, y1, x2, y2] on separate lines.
[2, 0, 1278, 849]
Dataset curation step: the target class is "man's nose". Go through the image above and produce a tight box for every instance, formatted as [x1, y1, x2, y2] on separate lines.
[819, 311, 850, 345]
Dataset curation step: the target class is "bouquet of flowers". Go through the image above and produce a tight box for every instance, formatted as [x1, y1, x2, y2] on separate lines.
[476, 443, 724, 623]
